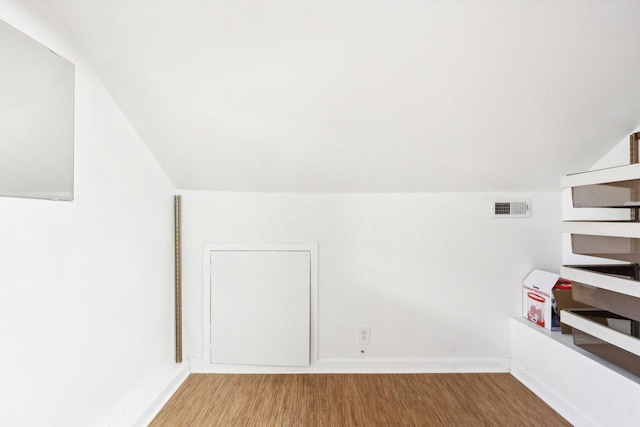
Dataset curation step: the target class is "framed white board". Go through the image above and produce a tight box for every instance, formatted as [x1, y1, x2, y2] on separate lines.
[0, 18, 74, 201]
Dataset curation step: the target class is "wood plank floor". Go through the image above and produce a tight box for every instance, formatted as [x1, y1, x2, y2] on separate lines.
[150, 373, 570, 426]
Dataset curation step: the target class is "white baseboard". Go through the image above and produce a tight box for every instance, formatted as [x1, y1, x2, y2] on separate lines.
[108, 363, 189, 427]
[510, 359, 597, 427]
[189, 357, 509, 374]
[128, 363, 190, 427]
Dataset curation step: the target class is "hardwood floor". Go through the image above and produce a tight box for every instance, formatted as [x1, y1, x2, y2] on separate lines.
[150, 373, 570, 426]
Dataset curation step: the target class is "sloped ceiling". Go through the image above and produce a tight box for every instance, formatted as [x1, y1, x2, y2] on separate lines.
[31, 1, 640, 191]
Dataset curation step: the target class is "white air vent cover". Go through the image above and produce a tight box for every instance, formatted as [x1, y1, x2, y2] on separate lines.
[492, 200, 531, 218]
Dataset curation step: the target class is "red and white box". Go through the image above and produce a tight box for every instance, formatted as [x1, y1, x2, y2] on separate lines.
[522, 269, 561, 331]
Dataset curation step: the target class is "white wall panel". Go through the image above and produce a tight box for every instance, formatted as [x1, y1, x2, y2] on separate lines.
[210, 250, 310, 367]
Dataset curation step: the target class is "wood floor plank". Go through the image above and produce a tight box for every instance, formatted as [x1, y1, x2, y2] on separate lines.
[150, 373, 570, 426]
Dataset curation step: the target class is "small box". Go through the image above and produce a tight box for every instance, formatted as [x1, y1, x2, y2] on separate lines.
[522, 269, 560, 331]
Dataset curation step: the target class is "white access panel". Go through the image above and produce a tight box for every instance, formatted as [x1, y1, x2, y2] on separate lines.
[210, 250, 310, 367]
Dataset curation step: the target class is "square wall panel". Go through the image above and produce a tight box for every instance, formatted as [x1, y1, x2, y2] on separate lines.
[210, 250, 310, 367]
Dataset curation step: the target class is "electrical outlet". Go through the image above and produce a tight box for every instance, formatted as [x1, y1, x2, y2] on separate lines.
[359, 327, 370, 345]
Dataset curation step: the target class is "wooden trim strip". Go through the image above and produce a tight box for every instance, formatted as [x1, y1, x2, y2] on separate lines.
[631, 132, 639, 164]
[174, 195, 182, 363]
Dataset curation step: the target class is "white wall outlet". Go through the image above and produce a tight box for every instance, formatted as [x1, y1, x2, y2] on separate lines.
[359, 327, 370, 345]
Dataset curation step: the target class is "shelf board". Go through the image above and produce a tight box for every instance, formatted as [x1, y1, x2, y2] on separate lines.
[561, 266, 640, 299]
[562, 221, 640, 238]
[561, 310, 640, 357]
[561, 163, 640, 188]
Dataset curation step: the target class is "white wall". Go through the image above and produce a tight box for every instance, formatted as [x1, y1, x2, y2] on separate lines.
[0, 3, 185, 426]
[182, 191, 561, 371]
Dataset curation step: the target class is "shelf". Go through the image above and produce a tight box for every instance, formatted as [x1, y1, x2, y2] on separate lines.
[563, 164, 640, 208]
[561, 163, 640, 188]
[561, 157, 640, 379]
[512, 317, 640, 385]
[562, 221, 640, 238]
[561, 266, 640, 299]
[561, 310, 640, 357]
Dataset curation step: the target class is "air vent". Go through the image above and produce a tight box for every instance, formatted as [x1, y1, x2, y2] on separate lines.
[492, 200, 531, 218]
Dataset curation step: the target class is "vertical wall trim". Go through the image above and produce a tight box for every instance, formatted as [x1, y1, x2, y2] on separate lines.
[174, 195, 183, 363]
[630, 132, 639, 164]
[630, 133, 639, 222]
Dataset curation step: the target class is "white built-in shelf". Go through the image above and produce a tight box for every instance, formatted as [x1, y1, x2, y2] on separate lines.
[561, 159, 640, 382]
[511, 317, 640, 427]
[561, 266, 640, 299]
[561, 220, 640, 238]
[512, 317, 640, 384]
[561, 310, 640, 358]
[561, 163, 640, 188]
[518, 316, 640, 381]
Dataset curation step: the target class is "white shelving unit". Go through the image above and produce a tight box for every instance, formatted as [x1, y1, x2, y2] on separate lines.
[561, 164, 640, 371]
[510, 138, 640, 426]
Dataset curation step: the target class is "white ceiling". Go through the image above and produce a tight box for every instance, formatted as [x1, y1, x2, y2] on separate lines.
[30, 1, 640, 191]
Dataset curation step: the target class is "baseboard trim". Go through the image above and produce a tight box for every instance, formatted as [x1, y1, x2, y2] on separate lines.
[510, 359, 597, 427]
[189, 357, 509, 374]
[133, 363, 190, 427]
